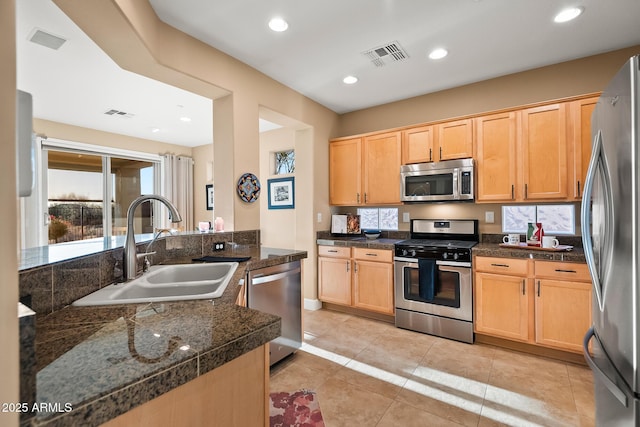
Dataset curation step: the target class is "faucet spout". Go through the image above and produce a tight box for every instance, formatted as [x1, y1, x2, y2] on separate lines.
[123, 195, 182, 281]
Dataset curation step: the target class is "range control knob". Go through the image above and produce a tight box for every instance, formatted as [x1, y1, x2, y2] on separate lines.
[443, 252, 449, 260]
[410, 249, 417, 257]
[402, 249, 408, 257]
[454, 252, 460, 260]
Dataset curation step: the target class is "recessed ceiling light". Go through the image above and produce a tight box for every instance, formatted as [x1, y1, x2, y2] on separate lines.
[343, 75, 358, 85]
[428, 48, 448, 60]
[268, 17, 289, 32]
[180, 116, 191, 122]
[554, 6, 584, 23]
[151, 127, 160, 133]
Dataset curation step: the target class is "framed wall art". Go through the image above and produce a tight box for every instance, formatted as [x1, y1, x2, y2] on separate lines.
[267, 177, 295, 209]
[206, 184, 214, 210]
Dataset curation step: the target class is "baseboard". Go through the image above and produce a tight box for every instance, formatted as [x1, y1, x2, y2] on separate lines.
[304, 299, 322, 311]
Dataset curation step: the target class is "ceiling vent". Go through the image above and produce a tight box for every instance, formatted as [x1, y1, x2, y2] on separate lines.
[28, 28, 67, 50]
[362, 41, 409, 67]
[104, 109, 135, 119]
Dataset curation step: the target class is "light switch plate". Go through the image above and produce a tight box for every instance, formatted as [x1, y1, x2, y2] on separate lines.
[317, 213, 322, 223]
[403, 212, 410, 223]
[485, 211, 495, 223]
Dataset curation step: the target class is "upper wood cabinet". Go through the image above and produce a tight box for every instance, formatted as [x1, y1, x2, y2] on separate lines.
[329, 132, 401, 206]
[436, 118, 474, 161]
[474, 112, 518, 202]
[569, 97, 599, 200]
[519, 103, 568, 200]
[402, 125, 434, 164]
[362, 131, 402, 205]
[329, 137, 362, 205]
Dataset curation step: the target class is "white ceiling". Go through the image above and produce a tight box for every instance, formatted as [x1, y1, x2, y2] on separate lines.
[17, 0, 640, 147]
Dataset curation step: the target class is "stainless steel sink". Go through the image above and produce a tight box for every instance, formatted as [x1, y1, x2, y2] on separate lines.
[72, 262, 238, 306]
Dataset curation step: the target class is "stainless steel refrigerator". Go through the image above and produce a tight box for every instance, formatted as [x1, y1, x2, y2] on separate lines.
[582, 54, 640, 425]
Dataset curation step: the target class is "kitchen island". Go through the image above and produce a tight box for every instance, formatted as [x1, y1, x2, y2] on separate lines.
[19, 236, 307, 427]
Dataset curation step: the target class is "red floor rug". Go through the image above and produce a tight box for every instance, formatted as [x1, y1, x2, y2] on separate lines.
[269, 390, 325, 427]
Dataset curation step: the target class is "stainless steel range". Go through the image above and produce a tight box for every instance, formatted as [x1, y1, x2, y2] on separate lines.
[394, 219, 478, 343]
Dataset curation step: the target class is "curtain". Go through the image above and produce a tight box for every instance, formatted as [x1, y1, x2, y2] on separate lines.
[162, 154, 193, 231]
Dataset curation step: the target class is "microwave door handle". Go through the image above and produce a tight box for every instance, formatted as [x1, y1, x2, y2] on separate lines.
[453, 168, 459, 199]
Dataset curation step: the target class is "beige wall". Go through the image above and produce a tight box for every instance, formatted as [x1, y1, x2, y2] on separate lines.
[1, 0, 19, 425]
[259, 128, 296, 249]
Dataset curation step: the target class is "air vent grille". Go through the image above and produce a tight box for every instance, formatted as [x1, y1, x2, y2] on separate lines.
[28, 28, 67, 50]
[104, 109, 135, 118]
[362, 41, 409, 67]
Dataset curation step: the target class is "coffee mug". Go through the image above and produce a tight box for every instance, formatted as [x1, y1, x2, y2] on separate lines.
[542, 236, 559, 248]
[503, 234, 520, 245]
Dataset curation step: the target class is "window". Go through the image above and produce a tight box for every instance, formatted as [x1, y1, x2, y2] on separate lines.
[357, 208, 398, 230]
[21, 137, 163, 248]
[502, 204, 575, 235]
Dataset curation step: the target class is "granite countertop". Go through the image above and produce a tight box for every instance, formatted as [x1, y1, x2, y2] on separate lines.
[28, 246, 307, 427]
[472, 242, 586, 263]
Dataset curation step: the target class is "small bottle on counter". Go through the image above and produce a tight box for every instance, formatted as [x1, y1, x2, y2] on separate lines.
[214, 217, 224, 232]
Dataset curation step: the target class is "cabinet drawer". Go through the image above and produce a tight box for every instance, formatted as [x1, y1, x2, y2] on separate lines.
[318, 245, 351, 258]
[475, 256, 529, 276]
[535, 261, 591, 282]
[353, 247, 393, 263]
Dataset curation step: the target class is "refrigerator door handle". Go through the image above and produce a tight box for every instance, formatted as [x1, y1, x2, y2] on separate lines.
[581, 129, 604, 309]
[583, 327, 629, 407]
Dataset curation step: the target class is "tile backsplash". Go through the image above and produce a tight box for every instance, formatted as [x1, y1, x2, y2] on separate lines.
[19, 230, 260, 315]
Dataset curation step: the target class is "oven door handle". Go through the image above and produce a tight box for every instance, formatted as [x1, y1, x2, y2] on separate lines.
[394, 257, 418, 264]
[436, 260, 471, 268]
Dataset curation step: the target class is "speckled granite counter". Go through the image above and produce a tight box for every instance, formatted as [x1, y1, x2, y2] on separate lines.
[472, 243, 586, 263]
[24, 244, 307, 427]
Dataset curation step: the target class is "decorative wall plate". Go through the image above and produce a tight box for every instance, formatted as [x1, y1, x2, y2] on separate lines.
[237, 173, 261, 203]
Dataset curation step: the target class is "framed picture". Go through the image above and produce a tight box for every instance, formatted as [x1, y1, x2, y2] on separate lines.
[206, 184, 214, 210]
[268, 177, 295, 209]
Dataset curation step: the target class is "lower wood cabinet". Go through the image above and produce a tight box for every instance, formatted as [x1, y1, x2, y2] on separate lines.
[474, 256, 591, 353]
[318, 245, 394, 315]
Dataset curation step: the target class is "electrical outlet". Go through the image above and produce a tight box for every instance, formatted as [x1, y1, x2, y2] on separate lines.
[403, 212, 410, 223]
[213, 242, 225, 251]
[485, 211, 495, 224]
[317, 213, 322, 223]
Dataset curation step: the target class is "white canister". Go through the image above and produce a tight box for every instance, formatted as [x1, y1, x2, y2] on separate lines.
[214, 217, 224, 232]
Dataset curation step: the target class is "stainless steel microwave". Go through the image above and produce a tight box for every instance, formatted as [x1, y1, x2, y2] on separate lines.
[400, 158, 474, 202]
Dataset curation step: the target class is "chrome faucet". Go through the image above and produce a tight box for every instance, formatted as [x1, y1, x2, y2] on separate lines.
[123, 195, 182, 281]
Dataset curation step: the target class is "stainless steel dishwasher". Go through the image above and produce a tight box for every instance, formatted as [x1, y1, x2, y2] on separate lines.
[247, 261, 302, 366]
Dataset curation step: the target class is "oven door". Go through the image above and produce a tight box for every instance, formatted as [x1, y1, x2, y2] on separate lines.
[394, 257, 472, 321]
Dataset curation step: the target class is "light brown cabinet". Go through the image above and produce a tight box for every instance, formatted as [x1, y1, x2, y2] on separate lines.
[533, 261, 592, 353]
[402, 125, 434, 164]
[474, 257, 531, 341]
[436, 118, 474, 161]
[569, 96, 599, 199]
[318, 245, 394, 315]
[329, 137, 361, 206]
[519, 103, 568, 200]
[329, 132, 401, 206]
[474, 112, 518, 202]
[474, 256, 592, 354]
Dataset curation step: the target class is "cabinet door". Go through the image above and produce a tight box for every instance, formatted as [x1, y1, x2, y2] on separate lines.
[362, 131, 401, 204]
[318, 257, 352, 306]
[329, 138, 362, 205]
[402, 125, 434, 164]
[474, 272, 530, 342]
[436, 119, 473, 161]
[570, 97, 598, 199]
[535, 279, 592, 353]
[519, 104, 568, 200]
[353, 260, 394, 315]
[474, 112, 518, 202]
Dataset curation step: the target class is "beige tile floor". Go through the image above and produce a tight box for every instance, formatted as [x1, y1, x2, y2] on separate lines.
[270, 309, 595, 427]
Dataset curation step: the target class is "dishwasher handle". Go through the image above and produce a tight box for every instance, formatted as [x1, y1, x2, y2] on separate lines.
[251, 267, 301, 285]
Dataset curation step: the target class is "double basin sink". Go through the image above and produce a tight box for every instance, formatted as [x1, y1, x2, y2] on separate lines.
[73, 262, 238, 306]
